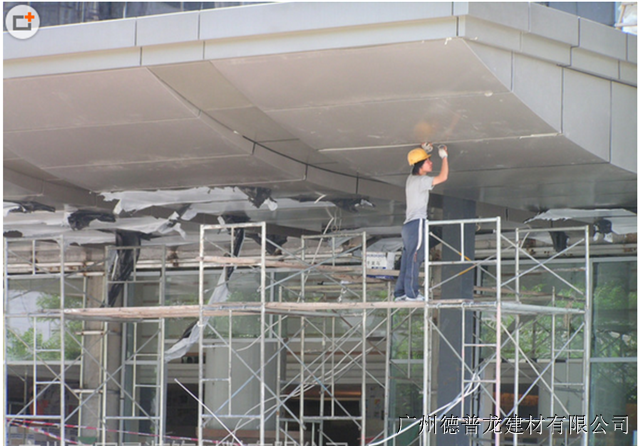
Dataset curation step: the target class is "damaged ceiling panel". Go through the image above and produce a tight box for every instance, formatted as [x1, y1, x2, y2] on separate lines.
[527, 208, 638, 235]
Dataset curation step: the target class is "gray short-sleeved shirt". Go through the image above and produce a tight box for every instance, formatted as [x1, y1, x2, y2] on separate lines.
[404, 174, 434, 224]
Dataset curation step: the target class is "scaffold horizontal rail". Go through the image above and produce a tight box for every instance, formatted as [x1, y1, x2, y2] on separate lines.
[61, 299, 585, 321]
[200, 255, 396, 277]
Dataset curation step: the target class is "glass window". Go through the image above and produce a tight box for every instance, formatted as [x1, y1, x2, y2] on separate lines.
[590, 259, 637, 445]
[592, 261, 637, 358]
[589, 362, 636, 445]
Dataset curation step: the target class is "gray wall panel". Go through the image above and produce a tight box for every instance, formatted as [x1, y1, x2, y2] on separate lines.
[521, 34, 571, 65]
[513, 54, 563, 131]
[611, 83, 637, 173]
[137, 12, 199, 46]
[3, 19, 137, 59]
[457, 2, 530, 31]
[628, 34, 637, 63]
[530, 3, 579, 46]
[466, 41, 512, 90]
[570, 48, 621, 79]
[579, 18, 627, 60]
[562, 70, 611, 160]
[459, 16, 521, 52]
[619, 62, 638, 85]
[3, 48, 142, 79]
[141, 42, 205, 66]
[199, 2, 454, 41]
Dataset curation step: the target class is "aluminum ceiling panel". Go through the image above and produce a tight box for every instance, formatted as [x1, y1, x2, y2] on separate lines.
[381, 161, 636, 211]
[445, 162, 636, 190]
[329, 135, 604, 178]
[3, 180, 41, 199]
[149, 61, 253, 111]
[258, 140, 341, 166]
[3, 68, 197, 132]
[4, 119, 250, 169]
[3, 149, 20, 160]
[46, 155, 307, 192]
[267, 92, 556, 151]
[212, 39, 509, 110]
[205, 107, 297, 142]
[4, 159, 59, 182]
[443, 163, 636, 209]
[452, 178, 638, 211]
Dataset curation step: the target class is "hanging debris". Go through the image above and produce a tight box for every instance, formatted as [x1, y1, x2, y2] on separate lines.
[104, 230, 147, 307]
[329, 198, 375, 213]
[165, 225, 246, 362]
[67, 209, 116, 231]
[7, 201, 56, 213]
[549, 231, 569, 252]
[238, 186, 278, 210]
[226, 226, 245, 282]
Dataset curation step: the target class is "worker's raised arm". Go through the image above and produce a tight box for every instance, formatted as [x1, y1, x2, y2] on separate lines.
[432, 145, 449, 186]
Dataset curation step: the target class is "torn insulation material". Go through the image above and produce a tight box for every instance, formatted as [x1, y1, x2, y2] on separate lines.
[525, 208, 637, 235]
[165, 229, 245, 362]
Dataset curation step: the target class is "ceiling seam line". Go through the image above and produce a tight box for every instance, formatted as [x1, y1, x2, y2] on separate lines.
[145, 68, 244, 135]
[319, 134, 564, 152]
[444, 161, 618, 174]
[43, 154, 250, 170]
[245, 137, 393, 191]
[3, 117, 213, 134]
[260, 91, 517, 113]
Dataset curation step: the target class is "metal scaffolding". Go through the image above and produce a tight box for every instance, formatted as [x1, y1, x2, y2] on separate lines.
[4, 239, 169, 445]
[4, 217, 592, 446]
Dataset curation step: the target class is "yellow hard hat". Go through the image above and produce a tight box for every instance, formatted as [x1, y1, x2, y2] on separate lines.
[407, 148, 431, 165]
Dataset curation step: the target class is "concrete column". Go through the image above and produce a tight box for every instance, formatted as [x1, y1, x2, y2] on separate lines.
[79, 276, 104, 441]
[436, 196, 475, 446]
[205, 339, 278, 431]
[79, 275, 122, 443]
[105, 322, 122, 443]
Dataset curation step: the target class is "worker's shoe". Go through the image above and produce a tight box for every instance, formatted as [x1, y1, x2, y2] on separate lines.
[394, 295, 407, 301]
[405, 294, 425, 302]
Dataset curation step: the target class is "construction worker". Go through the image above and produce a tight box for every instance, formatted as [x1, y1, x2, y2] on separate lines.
[394, 144, 449, 301]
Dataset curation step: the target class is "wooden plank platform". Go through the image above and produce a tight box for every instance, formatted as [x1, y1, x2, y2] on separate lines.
[62, 298, 583, 321]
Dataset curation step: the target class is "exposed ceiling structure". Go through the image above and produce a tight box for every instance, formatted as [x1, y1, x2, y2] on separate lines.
[3, 2, 637, 247]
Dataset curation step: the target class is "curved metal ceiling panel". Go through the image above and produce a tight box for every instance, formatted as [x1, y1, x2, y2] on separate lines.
[212, 39, 510, 110]
[3, 3, 636, 240]
[3, 68, 198, 132]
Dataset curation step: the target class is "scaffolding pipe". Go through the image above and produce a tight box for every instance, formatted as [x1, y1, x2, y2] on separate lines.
[582, 225, 592, 446]
[4, 219, 596, 446]
[495, 216, 502, 446]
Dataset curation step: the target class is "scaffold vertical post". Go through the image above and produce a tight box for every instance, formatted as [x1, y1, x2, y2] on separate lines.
[159, 245, 167, 446]
[101, 244, 109, 445]
[260, 221, 267, 446]
[514, 224, 521, 446]
[423, 218, 431, 446]
[495, 217, 502, 446]
[198, 224, 205, 446]
[59, 237, 66, 445]
[2, 239, 7, 446]
[361, 231, 367, 446]
[582, 225, 592, 446]
[300, 235, 307, 446]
